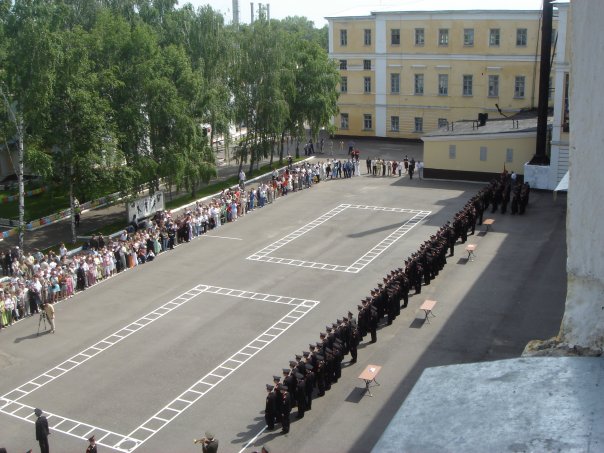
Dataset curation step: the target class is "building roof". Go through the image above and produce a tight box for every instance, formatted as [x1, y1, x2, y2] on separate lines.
[373, 357, 604, 453]
[326, 0, 545, 19]
[422, 114, 553, 139]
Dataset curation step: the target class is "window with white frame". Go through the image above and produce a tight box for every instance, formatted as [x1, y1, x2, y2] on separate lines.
[438, 118, 448, 128]
[340, 76, 347, 93]
[414, 117, 423, 132]
[415, 28, 424, 46]
[480, 146, 488, 161]
[391, 28, 400, 45]
[414, 74, 424, 95]
[364, 29, 372, 46]
[506, 148, 514, 163]
[463, 75, 473, 96]
[391, 116, 399, 132]
[363, 114, 372, 130]
[516, 28, 527, 46]
[488, 75, 499, 97]
[464, 28, 474, 46]
[439, 28, 449, 46]
[364, 76, 371, 93]
[340, 113, 349, 129]
[438, 74, 449, 96]
[340, 29, 347, 46]
[390, 73, 400, 94]
[449, 144, 456, 159]
[489, 28, 500, 46]
[514, 76, 526, 98]
[363, 59, 371, 70]
[339, 59, 347, 70]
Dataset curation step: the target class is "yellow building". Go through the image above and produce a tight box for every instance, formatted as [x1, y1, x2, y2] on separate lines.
[421, 116, 544, 181]
[327, 0, 556, 139]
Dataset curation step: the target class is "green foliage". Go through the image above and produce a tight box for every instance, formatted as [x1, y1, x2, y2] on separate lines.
[0, 0, 336, 219]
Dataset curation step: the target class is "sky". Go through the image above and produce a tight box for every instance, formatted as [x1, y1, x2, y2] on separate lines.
[182, 0, 545, 28]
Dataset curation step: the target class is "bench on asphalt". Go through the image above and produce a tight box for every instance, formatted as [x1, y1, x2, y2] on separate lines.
[419, 299, 437, 324]
[466, 244, 477, 261]
[483, 218, 495, 232]
[358, 364, 382, 397]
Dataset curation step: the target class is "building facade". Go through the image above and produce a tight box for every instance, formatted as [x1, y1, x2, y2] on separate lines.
[327, 1, 555, 139]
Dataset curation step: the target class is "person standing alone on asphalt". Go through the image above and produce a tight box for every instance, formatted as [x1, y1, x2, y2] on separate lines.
[409, 158, 416, 180]
[34, 408, 50, 453]
[43, 302, 55, 333]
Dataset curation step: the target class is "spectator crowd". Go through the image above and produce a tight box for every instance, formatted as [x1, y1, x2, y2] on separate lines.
[0, 160, 366, 331]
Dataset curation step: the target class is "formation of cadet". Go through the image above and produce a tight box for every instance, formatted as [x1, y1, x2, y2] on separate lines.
[477, 171, 531, 216]
[263, 177, 531, 434]
[265, 314, 360, 434]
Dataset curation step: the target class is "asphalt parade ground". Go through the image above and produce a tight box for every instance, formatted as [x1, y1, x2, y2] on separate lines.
[0, 157, 567, 453]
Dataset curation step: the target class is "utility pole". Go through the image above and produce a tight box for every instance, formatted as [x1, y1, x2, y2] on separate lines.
[531, 0, 553, 165]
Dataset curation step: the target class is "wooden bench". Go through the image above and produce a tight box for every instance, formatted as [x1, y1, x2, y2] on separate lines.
[419, 299, 437, 324]
[358, 364, 382, 397]
[483, 218, 495, 232]
[466, 244, 477, 261]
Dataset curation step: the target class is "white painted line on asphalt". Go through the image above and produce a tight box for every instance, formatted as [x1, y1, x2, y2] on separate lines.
[202, 235, 243, 240]
[247, 204, 431, 273]
[0, 284, 211, 404]
[238, 426, 268, 453]
[1, 285, 320, 452]
[124, 293, 320, 451]
[0, 398, 140, 452]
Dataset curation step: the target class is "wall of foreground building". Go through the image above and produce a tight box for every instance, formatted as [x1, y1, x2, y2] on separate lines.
[423, 133, 534, 181]
[557, 0, 604, 352]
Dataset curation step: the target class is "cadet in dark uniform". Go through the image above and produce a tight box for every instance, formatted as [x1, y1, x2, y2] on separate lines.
[280, 389, 292, 434]
[265, 384, 277, 430]
[304, 363, 314, 410]
[34, 408, 50, 453]
[295, 373, 306, 418]
[86, 435, 98, 453]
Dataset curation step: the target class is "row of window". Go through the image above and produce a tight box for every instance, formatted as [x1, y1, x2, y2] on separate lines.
[340, 74, 526, 98]
[448, 144, 515, 163]
[343, 27, 529, 48]
[340, 113, 428, 133]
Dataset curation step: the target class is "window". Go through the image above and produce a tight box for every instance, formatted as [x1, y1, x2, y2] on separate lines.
[340, 113, 349, 129]
[489, 28, 500, 46]
[363, 59, 371, 70]
[363, 114, 372, 130]
[516, 28, 527, 46]
[506, 148, 514, 163]
[391, 28, 400, 45]
[439, 28, 449, 46]
[480, 146, 487, 161]
[339, 59, 347, 70]
[415, 28, 425, 46]
[340, 29, 347, 46]
[464, 28, 474, 46]
[438, 118, 448, 128]
[515, 76, 526, 98]
[364, 76, 371, 93]
[390, 73, 400, 94]
[438, 74, 449, 96]
[488, 75, 499, 97]
[414, 117, 423, 133]
[391, 116, 399, 132]
[449, 144, 456, 159]
[340, 76, 347, 93]
[414, 74, 424, 95]
[364, 29, 372, 46]
[463, 75, 473, 96]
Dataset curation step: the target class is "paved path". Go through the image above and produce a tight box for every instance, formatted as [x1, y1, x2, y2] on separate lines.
[0, 158, 567, 453]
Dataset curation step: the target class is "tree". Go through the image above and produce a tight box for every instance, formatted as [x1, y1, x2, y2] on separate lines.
[1, 0, 61, 248]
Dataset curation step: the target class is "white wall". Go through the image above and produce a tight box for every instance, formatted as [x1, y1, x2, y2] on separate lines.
[559, 0, 604, 351]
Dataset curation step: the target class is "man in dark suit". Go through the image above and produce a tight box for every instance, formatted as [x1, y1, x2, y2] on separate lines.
[281, 389, 292, 434]
[34, 408, 50, 453]
[265, 384, 277, 430]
